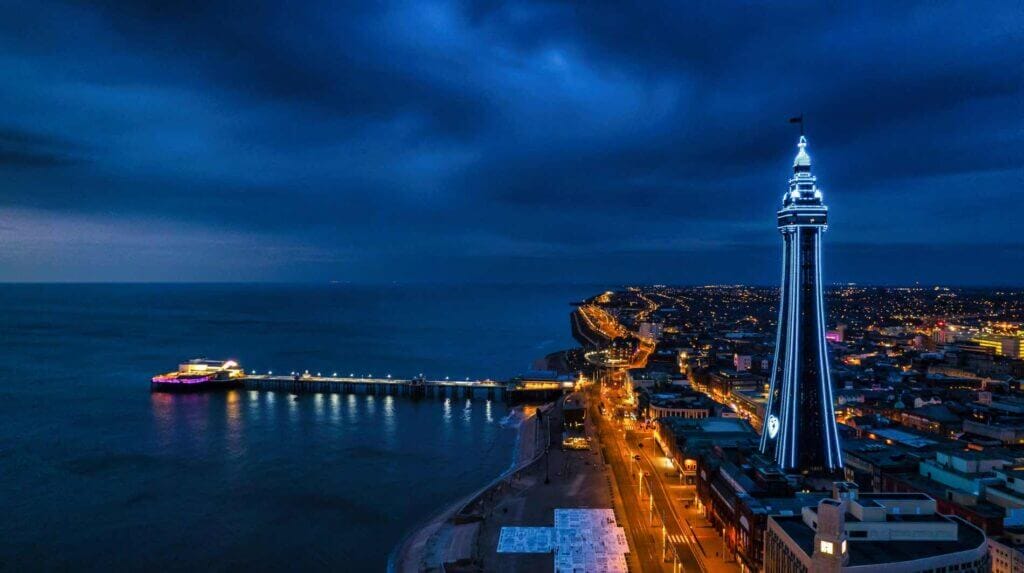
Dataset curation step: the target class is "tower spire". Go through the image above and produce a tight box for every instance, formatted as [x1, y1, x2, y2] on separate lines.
[794, 135, 811, 171]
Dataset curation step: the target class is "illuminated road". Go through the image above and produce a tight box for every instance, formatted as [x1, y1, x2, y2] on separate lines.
[631, 431, 741, 573]
[634, 290, 660, 323]
[575, 303, 657, 369]
[589, 386, 699, 573]
[589, 396, 672, 573]
[588, 376, 741, 573]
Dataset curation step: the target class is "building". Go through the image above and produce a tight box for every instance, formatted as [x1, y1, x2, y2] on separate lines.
[636, 386, 717, 421]
[693, 441, 824, 571]
[879, 448, 1024, 536]
[841, 440, 920, 493]
[639, 321, 663, 340]
[507, 371, 575, 402]
[899, 404, 962, 437]
[764, 482, 989, 573]
[732, 389, 768, 431]
[562, 392, 586, 429]
[986, 467, 1024, 521]
[707, 368, 765, 402]
[989, 533, 1024, 573]
[646, 396, 712, 420]
[653, 416, 758, 487]
[963, 419, 1024, 445]
[734, 353, 753, 372]
[973, 335, 1024, 359]
[760, 135, 843, 474]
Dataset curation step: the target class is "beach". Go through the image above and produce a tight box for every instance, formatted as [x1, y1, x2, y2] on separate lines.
[389, 404, 546, 572]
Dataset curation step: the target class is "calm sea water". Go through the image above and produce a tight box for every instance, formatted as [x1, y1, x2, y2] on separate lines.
[0, 283, 599, 571]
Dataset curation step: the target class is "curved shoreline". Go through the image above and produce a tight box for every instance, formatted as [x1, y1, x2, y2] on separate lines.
[387, 404, 547, 572]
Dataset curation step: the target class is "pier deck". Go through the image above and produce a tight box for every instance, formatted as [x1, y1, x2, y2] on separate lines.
[242, 374, 507, 401]
[151, 358, 572, 403]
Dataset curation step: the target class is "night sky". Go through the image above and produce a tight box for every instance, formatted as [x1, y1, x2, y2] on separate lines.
[1, 2, 1021, 284]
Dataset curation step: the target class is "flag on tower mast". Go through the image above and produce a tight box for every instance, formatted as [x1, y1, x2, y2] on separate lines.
[789, 114, 804, 135]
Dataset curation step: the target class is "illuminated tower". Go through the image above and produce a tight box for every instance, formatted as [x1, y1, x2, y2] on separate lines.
[759, 135, 842, 474]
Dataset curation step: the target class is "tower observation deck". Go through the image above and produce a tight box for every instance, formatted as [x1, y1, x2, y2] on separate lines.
[759, 135, 843, 474]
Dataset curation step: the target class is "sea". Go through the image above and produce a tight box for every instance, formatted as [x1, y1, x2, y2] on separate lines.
[0, 283, 604, 571]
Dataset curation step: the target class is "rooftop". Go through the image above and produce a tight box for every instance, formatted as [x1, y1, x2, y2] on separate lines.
[842, 439, 919, 467]
[659, 416, 755, 435]
[886, 472, 1006, 519]
[772, 514, 985, 567]
[867, 428, 939, 449]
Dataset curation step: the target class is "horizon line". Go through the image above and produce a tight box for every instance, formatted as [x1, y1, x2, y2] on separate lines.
[1, 280, 1022, 289]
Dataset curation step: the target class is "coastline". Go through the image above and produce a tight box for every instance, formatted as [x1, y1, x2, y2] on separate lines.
[388, 404, 545, 572]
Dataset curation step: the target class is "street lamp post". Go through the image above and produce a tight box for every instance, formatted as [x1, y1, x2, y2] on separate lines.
[544, 415, 551, 485]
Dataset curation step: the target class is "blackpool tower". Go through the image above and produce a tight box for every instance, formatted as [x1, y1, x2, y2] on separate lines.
[759, 135, 843, 474]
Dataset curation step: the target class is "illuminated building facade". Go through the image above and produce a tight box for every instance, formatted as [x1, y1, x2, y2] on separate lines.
[760, 136, 843, 473]
[973, 335, 1024, 359]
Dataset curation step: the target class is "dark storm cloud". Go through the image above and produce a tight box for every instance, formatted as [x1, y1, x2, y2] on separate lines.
[0, 1, 1021, 282]
[0, 126, 84, 167]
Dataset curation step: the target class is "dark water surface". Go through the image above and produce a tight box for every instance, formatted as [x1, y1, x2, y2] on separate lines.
[0, 283, 599, 571]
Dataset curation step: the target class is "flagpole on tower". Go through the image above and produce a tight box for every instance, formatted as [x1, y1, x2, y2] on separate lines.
[789, 113, 805, 136]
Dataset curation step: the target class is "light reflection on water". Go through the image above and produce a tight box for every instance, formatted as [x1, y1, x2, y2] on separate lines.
[42, 387, 515, 572]
[347, 393, 358, 422]
[442, 397, 454, 441]
[382, 395, 397, 449]
[314, 392, 325, 420]
[225, 390, 245, 459]
[329, 393, 341, 425]
[265, 390, 276, 425]
[148, 390, 510, 461]
[246, 390, 261, 424]
[287, 392, 299, 425]
[185, 395, 210, 446]
[150, 392, 175, 449]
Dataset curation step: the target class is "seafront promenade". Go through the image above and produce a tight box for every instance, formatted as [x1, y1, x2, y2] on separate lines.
[395, 387, 716, 573]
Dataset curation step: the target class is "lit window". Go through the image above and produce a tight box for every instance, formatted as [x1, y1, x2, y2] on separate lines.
[820, 541, 834, 555]
[841, 540, 847, 554]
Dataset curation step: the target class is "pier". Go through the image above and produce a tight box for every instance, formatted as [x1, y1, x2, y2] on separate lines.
[151, 358, 575, 403]
[242, 374, 508, 401]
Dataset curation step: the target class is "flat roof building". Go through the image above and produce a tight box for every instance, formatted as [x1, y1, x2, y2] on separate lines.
[765, 482, 989, 573]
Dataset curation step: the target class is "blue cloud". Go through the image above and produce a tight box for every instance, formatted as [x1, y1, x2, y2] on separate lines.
[0, 0, 1021, 283]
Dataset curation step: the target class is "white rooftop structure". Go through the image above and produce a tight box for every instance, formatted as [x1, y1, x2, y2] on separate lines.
[497, 508, 630, 573]
[793, 135, 812, 168]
